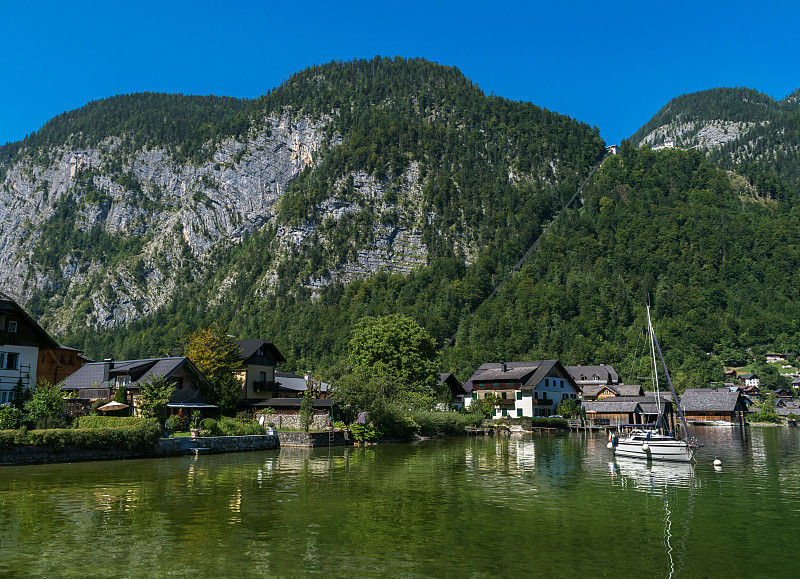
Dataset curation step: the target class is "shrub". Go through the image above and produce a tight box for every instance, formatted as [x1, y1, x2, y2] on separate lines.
[217, 416, 266, 436]
[166, 414, 186, 432]
[371, 404, 418, 439]
[0, 407, 23, 430]
[200, 418, 219, 435]
[407, 410, 482, 436]
[349, 422, 377, 442]
[77, 416, 148, 429]
[333, 421, 347, 429]
[0, 420, 161, 451]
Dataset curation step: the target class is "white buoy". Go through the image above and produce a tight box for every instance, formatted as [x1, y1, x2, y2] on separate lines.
[607, 442, 613, 449]
[713, 458, 722, 467]
[642, 443, 650, 452]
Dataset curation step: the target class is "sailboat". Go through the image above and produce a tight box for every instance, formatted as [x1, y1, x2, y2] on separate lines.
[609, 306, 700, 463]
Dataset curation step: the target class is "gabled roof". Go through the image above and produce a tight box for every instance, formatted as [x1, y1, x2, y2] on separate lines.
[581, 384, 615, 397]
[275, 372, 329, 393]
[680, 389, 747, 412]
[582, 400, 642, 413]
[235, 339, 286, 364]
[565, 365, 620, 384]
[62, 357, 210, 390]
[464, 360, 578, 393]
[0, 291, 59, 350]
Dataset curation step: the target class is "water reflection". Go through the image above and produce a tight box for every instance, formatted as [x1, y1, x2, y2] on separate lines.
[2, 430, 800, 577]
[610, 458, 697, 579]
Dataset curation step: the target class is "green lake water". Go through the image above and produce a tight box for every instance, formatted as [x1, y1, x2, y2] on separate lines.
[1, 427, 798, 578]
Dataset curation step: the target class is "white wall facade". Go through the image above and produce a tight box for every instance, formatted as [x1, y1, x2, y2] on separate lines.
[0, 345, 39, 404]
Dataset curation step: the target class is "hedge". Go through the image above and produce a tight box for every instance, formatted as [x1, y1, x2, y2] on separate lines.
[0, 420, 161, 451]
[407, 410, 483, 436]
[76, 416, 150, 429]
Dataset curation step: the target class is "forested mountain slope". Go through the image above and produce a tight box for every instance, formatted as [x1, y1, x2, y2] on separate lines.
[442, 145, 800, 388]
[628, 87, 800, 202]
[0, 56, 604, 352]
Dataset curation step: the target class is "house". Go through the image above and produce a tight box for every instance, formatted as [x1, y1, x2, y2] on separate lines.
[776, 400, 800, 418]
[582, 400, 642, 426]
[566, 365, 620, 391]
[680, 388, 749, 424]
[62, 357, 215, 417]
[234, 339, 286, 402]
[437, 372, 468, 408]
[766, 353, 786, 364]
[738, 373, 760, 389]
[581, 383, 644, 401]
[37, 345, 91, 385]
[0, 291, 60, 405]
[463, 360, 580, 418]
[772, 388, 793, 401]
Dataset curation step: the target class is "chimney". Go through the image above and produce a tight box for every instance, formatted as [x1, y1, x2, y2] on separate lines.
[501, 362, 507, 373]
[103, 358, 114, 384]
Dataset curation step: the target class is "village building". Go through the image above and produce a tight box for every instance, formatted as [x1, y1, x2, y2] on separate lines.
[234, 339, 287, 400]
[738, 373, 760, 389]
[37, 345, 91, 386]
[581, 383, 644, 401]
[463, 360, 580, 418]
[61, 357, 215, 417]
[582, 400, 642, 426]
[437, 372, 468, 409]
[0, 291, 62, 405]
[680, 388, 749, 424]
[565, 364, 620, 390]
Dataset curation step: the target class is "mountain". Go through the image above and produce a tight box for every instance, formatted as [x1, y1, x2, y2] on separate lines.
[628, 87, 800, 202]
[0, 56, 605, 362]
[3, 60, 799, 391]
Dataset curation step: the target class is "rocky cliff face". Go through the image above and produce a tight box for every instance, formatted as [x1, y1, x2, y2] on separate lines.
[0, 112, 446, 331]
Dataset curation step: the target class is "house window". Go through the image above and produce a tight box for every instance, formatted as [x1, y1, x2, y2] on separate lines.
[117, 375, 131, 387]
[68, 355, 74, 365]
[7, 321, 17, 333]
[472, 393, 477, 400]
[545, 379, 549, 387]
[517, 409, 523, 417]
[534, 392, 538, 399]
[0, 352, 20, 370]
[501, 392, 506, 399]
[60, 354, 66, 364]
[502, 409, 508, 417]
[560, 380, 564, 388]
[516, 392, 522, 400]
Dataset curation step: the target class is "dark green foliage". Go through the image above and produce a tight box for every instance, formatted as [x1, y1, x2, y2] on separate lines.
[200, 418, 219, 435]
[299, 389, 314, 432]
[0, 407, 23, 430]
[0, 420, 161, 450]
[406, 410, 483, 436]
[216, 416, 266, 436]
[630, 87, 800, 202]
[76, 416, 149, 429]
[348, 422, 377, 442]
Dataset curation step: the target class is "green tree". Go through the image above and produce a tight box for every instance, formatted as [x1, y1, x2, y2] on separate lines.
[347, 314, 439, 402]
[25, 379, 67, 429]
[137, 374, 176, 422]
[12, 378, 30, 410]
[749, 391, 780, 424]
[299, 389, 314, 432]
[184, 325, 242, 415]
[184, 325, 241, 381]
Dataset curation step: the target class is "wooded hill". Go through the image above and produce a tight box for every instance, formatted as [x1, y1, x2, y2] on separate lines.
[3, 59, 799, 390]
[629, 87, 800, 203]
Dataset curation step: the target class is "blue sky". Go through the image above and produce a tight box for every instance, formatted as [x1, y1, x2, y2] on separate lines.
[3, 0, 798, 147]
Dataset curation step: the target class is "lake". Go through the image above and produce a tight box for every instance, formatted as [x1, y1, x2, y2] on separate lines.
[1, 426, 798, 578]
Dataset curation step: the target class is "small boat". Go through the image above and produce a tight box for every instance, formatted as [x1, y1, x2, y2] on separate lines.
[608, 306, 701, 463]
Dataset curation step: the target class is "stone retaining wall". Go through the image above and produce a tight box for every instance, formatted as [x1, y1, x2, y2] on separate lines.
[0, 435, 279, 466]
[260, 414, 331, 431]
[278, 430, 350, 447]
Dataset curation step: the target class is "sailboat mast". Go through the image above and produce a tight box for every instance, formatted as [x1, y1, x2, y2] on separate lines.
[647, 305, 663, 418]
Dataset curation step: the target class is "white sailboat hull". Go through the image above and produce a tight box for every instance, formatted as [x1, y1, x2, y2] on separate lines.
[613, 437, 696, 462]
